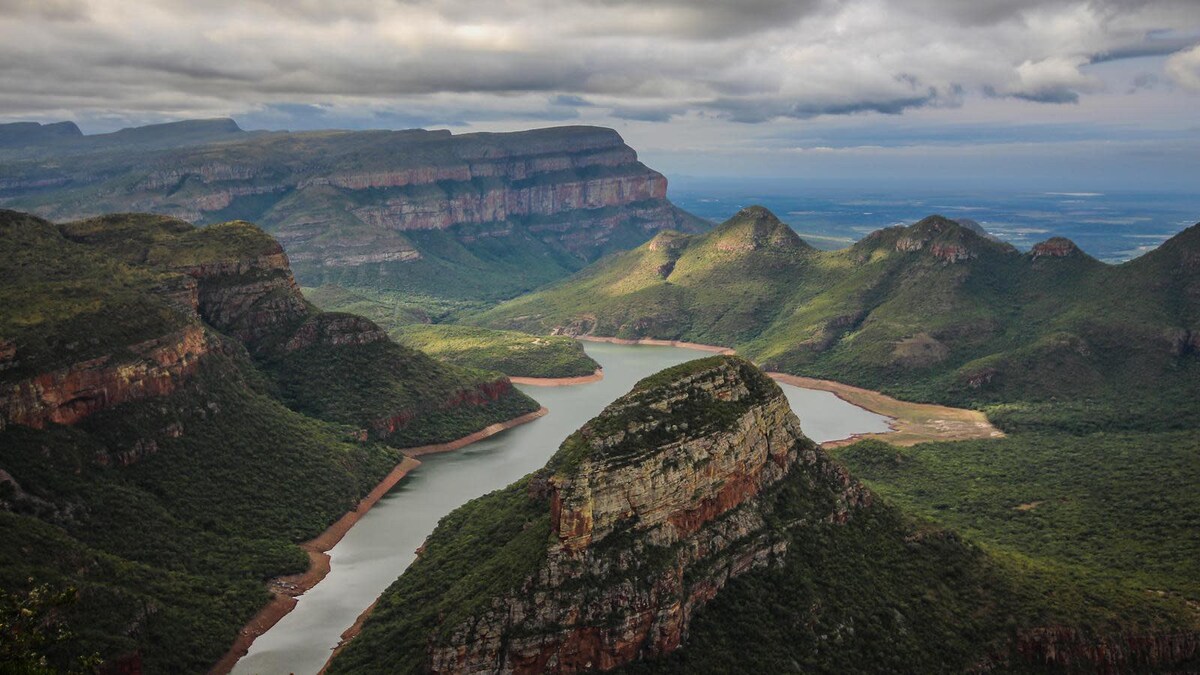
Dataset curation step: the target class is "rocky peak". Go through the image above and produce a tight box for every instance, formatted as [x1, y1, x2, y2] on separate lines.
[548, 356, 799, 553]
[402, 356, 870, 674]
[712, 205, 808, 253]
[1029, 237, 1082, 259]
[872, 214, 1016, 264]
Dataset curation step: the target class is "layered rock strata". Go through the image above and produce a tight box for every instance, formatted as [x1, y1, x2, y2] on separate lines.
[422, 356, 869, 673]
[2, 124, 705, 284]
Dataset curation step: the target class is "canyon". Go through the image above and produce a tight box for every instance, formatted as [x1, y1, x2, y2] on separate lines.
[0, 209, 539, 672]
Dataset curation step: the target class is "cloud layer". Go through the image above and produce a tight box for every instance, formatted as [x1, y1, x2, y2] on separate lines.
[0, 0, 1197, 130]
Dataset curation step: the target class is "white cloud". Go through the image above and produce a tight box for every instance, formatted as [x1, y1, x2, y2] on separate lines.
[1166, 43, 1200, 91]
[0, 0, 1196, 128]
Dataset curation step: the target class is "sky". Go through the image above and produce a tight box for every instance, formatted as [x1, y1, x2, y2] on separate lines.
[2, 0, 1199, 190]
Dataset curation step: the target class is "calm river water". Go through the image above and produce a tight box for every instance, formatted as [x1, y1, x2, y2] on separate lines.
[233, 342, 889, 674]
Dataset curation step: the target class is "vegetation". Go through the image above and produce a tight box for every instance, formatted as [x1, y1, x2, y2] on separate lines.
[263, 325, 539, 447]
[0, 582, 100, 674]
[463, 207, 1200, 668]
[304, 285, 600, 378]
[835, 432, 1200, 603]
[0, 355, 402, 673]
[473, 208, 1200, 420]
[0, 211, 541, 672]
[327, 477, 552, 674]
[331, 356, 1199, 673]
[391, 324, 598, 379]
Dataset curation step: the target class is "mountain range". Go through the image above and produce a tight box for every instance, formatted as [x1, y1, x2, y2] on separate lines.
[474, 206, 1200, 427]
[0, 120, 705, 310]
[2, 119, 1198, 674]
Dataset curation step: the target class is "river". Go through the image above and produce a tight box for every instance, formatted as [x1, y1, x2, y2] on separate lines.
[232, 342, 890, 674]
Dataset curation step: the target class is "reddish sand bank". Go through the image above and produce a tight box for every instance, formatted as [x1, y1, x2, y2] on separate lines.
[212, 407, 549, 674]
[510, 369, 604, 386]
[767, 372, 1003, 448]
[404, 407, 548, 457]
[575, 335, 735, 354]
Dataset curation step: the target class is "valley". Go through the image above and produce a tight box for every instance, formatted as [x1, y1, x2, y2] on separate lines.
[6, 0, 1200, 671]
[231, 341, 894, 674]
[1, 123, 1197, 674]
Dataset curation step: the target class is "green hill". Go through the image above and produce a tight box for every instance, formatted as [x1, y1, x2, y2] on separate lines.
[0, 210, 538, 672]
[474, 207, 1200, 426]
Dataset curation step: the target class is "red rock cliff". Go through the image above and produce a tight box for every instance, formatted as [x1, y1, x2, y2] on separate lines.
[0, 325, 212, 432]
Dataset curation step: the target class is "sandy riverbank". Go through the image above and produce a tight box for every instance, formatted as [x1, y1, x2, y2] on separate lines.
[404, 407, 548, 457]
[575, 335, 1000, 448]
[767, 373, 1003, 447]
[212, 407, 549, 675]
[510, 368, 604, 386]
[576, 335, 735, 354]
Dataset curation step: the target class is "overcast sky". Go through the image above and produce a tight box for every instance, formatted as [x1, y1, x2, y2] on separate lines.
[3, 0, 1199, 189]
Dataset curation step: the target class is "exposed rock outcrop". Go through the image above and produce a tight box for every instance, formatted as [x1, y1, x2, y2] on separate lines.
[3, 124, 705, 287]
[0, 325, 212, 431]
[1009, 626, 1200, 674]
[1030, 237, 1082, 259]
[169, 236, 309, 348]
[422, 357, 869, 674]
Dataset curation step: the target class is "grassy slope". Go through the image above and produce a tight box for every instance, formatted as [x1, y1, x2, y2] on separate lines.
[474, 208, 1200, 417]
[392, 324, 599, 379]
[306, 285, 600, 378]
[0, 212, 537, 671]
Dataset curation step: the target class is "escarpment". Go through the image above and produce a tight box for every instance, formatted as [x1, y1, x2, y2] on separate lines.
[0, 210, 539, 451]
[1, 123, 707, 299]
[328, 356, 875, 674]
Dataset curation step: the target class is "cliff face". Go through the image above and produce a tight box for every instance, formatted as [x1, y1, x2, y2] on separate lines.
[0, 324, 212, 432]
[422, 357, 868, 674]
[0, 123, 706, 299]
[0, 211, 539, 453]
[1011, 626, 1200, 674]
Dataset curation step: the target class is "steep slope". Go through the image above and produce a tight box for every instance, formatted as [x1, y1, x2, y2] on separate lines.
[476, 208, 1200, 424]
[0, 121, 706, 306]
[0, 210, 537, 672]
[474, 206, 816, 344]
[327, 356, 1199, 673]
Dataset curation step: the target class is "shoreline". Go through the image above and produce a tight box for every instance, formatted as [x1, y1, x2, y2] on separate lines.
[211, 407, 550, 675]
[510, 368, 604, 387]
[404, 407, 548, 457]
[576, 335, 735, 354]
[766, 372, 1004, 447]
[573, 334, 1000, 448]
